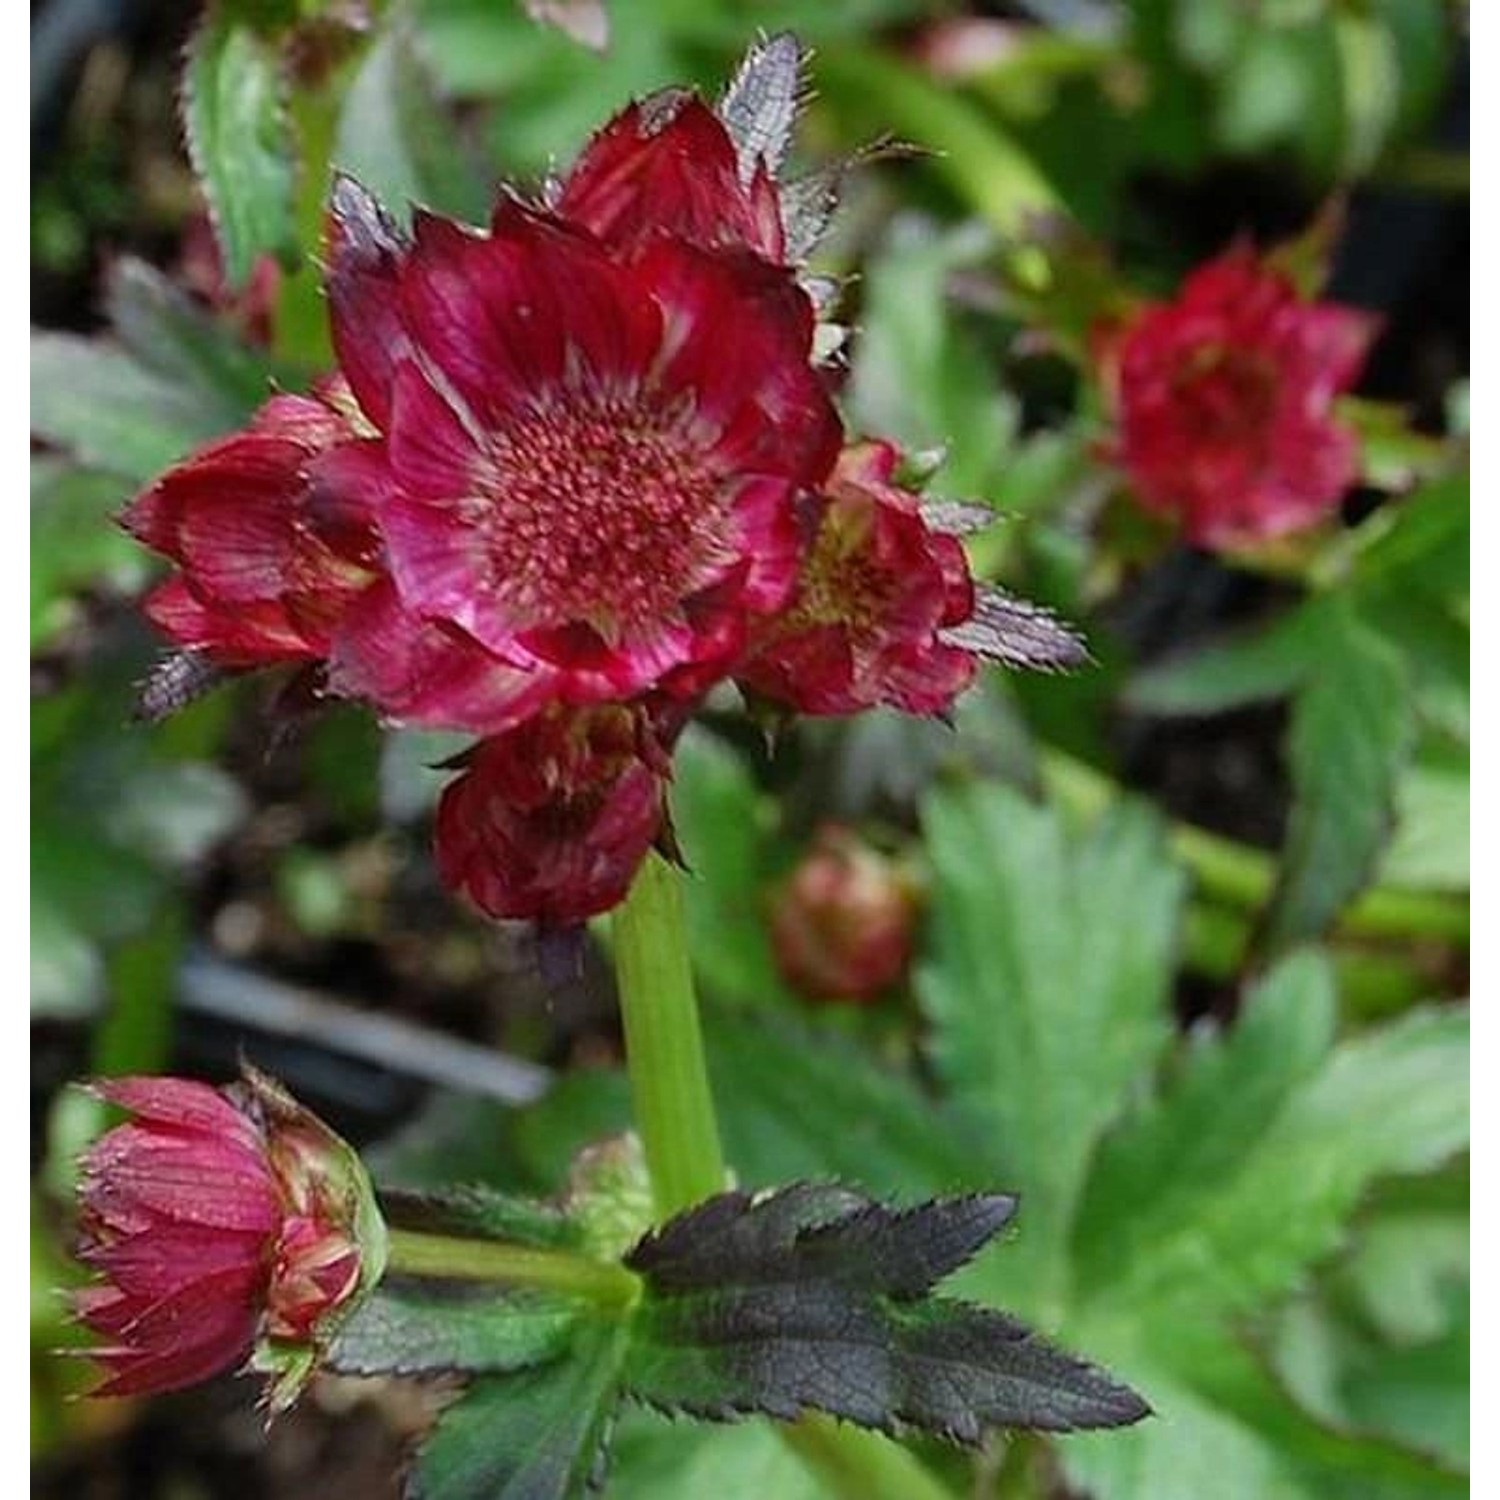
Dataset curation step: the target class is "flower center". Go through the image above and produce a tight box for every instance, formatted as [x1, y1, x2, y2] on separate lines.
[1173, 345, 1279, 446]
[476, 400, 731, 637]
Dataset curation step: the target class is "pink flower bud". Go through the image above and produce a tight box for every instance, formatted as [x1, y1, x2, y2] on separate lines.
[768, 827, 918, 1003]
[74, 1072, 385, 1403]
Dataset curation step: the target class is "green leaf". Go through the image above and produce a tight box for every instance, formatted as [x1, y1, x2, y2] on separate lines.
[1125, 606, 1315, 717]
[1263, 601, 1417, 951]
[182, 4, 298, 289]
[608, 1411, 826, 1500]
[844, 217, 1018, 497]
[412, 1322, 629, 1500]
[917, 784, 1184, 1314]
[1062, 1318, 1467, 1500]
[707, 1008, 993, 1198]
[1070, 952, 1337, 1319]
[1380, 740, 1468, 892]
[30, 335, 236, 482]
[104, 256, 278, 417]
[327, 1278, 579, 1377]
[623, 1184, 1148, 1439]
[333, 25, 489, 225]
[671, 730, 798, 1012]
[1072, 969, 1467, 1326]
[30, 461, 148, 646]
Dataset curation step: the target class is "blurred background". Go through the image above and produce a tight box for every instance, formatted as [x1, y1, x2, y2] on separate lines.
[32, 2, 1468, 1497]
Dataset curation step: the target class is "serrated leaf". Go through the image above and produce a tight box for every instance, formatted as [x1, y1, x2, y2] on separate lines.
[1061, 1319, 1466, 1500]
[183, 5, 298, 289]
[327, 1278, 579, 1377]
[412, 1322, 629, 1500]
[719, 32, 805, 181]
[30, 335, 236, 481]
[623, 1184, 1147, 1440]
[333, 26, 489, 226]
[707, 1008, 993, 1198]
[1071, 984, 1467, 1326]
[1263, 600, 1417, 951]
[917, 784, 1184, 1314]
[1069, 953, 1337, 1319]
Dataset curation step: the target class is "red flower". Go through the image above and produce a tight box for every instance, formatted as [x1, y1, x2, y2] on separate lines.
[556, 93, 787, 263]
[1102, 245, 1377, 547]
[740, 440, 978, 716]
[318, 187, 840, 731]
[435, 702, 673, 925]
[74, 1074, 380, 1401]
[119, 380, 378, 667]
[768, 826, 917, 1002]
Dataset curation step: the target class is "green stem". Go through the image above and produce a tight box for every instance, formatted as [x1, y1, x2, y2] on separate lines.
[385, 1228, 639, 1306]
[612, 853, 726, 1218]
[783, 1416, 955, 1500]
[273, 80, 343, 366]
[1040, 750, 1468, 945]
[610, 858, 957, 1498]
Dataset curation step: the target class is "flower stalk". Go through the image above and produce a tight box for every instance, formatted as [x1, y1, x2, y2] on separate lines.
[612, 853, 726, 1219]
[385, 1229, 640, 1307]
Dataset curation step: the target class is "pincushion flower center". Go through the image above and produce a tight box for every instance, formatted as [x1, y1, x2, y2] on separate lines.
[477, 401, 730, 633]
[797, 503, 886, 631]
[1172, 344, 1279, 446]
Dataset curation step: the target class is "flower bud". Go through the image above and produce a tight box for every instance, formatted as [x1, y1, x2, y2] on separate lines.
[74, 1070, 385, 1407]
[768, 827, 918, 1002]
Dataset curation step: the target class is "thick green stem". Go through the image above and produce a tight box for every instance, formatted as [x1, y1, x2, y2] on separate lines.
[783, 1416, 955, 1500]
[612, 853, 726, 1218]
[385, 1228, 639, 1306]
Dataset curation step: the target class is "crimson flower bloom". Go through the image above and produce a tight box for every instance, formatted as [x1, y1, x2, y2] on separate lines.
[119, 36, 1086, 926]
[435, 702, 675, 925]
[74, 1074, 382, 1402]
[740, 440, 979, 716]
[316, 183, 840, 730]
[1101, 245, 1378, 547]
[119, 380, 377, 668]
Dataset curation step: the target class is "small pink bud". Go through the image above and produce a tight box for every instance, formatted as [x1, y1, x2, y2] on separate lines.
[768, 827, 918, 1003]
[74, 1071, 385, 1403]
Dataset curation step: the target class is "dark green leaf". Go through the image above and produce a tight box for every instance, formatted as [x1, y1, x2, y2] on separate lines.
[1263, 600, 1417, 951]
[327, 1278, 578, 1377]
[917, 784, 1183, 1309]
[624, 1184, 1147, 1439]
[412, 1322, 629, 1500]
[182, 4, 298, 289]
